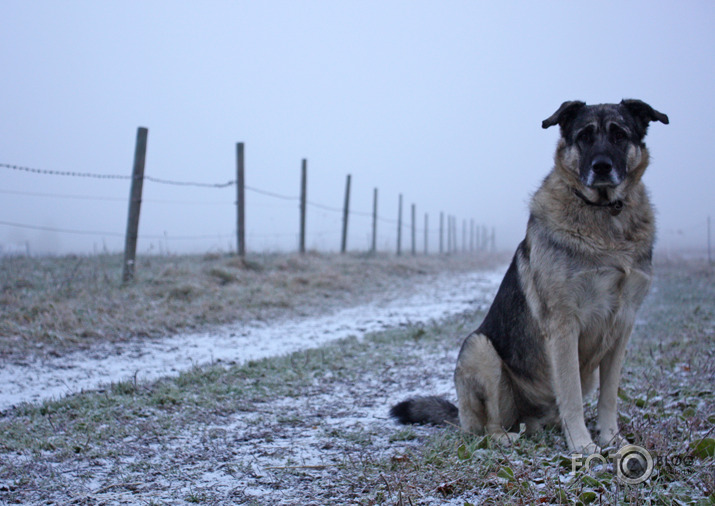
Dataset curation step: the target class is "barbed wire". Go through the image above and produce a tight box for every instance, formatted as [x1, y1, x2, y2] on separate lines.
[0, 188, 127, 202]
[0, 215, 457, 241]
[307, 200, 375, 219]
[144, 175, 235, 188]
[0, 219, 372, 242]
[246, 185, 297, 201]
[2, 163, 235, 188]
[0, 220, 236, 241]
[0, 188, 234, 206]
[1, 160, 484, 245]
[2, 163, 402, 222]
[307, 200, 342, 213]
[1, 163, 131, 180]
[0, 220, 125, 237]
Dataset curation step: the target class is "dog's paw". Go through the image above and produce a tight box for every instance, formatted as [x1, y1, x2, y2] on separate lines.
[572, 441, 602, 455]
[490, 431, 521, 447]
[598, 434, 630, 452]
[598, 433, 628, 450]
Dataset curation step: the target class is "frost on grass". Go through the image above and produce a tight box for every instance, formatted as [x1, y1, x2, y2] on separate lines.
[0, 261, 503, 410]
[0, 316, 466, 504]
[0, 251, 504, 360]
[376, 261, 715, 505]
[0, 258, 712, 505]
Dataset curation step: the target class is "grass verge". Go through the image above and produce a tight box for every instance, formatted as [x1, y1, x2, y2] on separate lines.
[0, 251, 503, 360]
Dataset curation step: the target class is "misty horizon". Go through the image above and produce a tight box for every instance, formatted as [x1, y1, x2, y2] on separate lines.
[2, 2, 713, 257]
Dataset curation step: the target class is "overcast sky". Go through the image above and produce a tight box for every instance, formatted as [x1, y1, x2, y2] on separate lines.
[1, 1, 713, 256]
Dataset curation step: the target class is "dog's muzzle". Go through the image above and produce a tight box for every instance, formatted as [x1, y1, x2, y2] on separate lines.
[586, 155, 622, 187]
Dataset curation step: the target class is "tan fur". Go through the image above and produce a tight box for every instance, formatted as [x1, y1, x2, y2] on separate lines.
[455, 333, 516, 435]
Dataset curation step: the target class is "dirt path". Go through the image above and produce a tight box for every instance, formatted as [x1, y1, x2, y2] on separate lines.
[0, 268, 503, 411]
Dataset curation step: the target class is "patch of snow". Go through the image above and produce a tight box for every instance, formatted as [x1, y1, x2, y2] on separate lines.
[0, 268, 503, 411]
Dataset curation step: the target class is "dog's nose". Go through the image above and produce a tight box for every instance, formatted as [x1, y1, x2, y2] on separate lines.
[591, 155, 613, 176]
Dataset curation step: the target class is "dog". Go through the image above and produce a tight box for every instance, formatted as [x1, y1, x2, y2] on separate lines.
[390, 99, 668, 454]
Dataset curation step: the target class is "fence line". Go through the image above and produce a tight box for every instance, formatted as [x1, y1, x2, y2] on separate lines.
[0, 188, 128, 202]
[1, 141, 497, 258]
[0, 220, 125, 237]
[1, 162, 235, 188]
[1, 163, 409, 225]
[0, 162, 132, 180]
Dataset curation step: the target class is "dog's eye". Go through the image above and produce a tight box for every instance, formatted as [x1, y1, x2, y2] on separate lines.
[577, 128, 593, 144]
[610, 126, 627, 142]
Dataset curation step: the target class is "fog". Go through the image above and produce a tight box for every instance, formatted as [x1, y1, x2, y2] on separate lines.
[1, 2, 713, 256]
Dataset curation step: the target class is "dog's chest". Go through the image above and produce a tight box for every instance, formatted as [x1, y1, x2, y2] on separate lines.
[576, 264, 652, 360]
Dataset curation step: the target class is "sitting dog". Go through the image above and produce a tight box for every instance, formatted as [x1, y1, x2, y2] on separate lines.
[391, 99, 668, 454]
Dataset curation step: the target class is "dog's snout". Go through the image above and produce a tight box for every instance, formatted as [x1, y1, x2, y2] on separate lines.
[591, 156, 613, 176]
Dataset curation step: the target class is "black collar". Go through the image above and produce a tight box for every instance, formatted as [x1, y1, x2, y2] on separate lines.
[571, 188, 624, 216]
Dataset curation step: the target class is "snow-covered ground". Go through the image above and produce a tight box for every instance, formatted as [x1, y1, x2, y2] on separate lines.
[0, 268, 504, 411]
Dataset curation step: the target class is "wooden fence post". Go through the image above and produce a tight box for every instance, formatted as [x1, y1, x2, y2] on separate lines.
[470, 219, 475, 252]
[299, 159, 307, 254]
[396, 194, 403, 256]
[341, 174, 351, 253]
[371, 188, 378, 253]
[447, 215, 452, 254]
[462, 219, 467, 253]
[708, 216, 712, 264]
[236, 142, 246, 257]
[439, 212, 444, 254]
[424, 213, 429, 255]
[122, 127, 148, 283]
[411, 204, 416, 255]
[456, 218, 460, 253]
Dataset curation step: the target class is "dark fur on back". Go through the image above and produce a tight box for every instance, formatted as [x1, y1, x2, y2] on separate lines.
[389, 396, 459, 426]
[476, 249, 545, 382]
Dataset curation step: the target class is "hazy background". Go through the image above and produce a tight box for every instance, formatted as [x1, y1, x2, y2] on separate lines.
[1, 1, 713, 256]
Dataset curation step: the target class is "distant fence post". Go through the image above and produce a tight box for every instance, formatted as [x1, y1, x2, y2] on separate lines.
[236, 142, 246, 257]
[462, 219, 467, 253]
[341, 174, 351, 253]
[371, 188, 378, 253]
[708, 215, 712, 264]
[122, 126, 148, 283]
[439, 212, 444, 254]
[299, 159, 307, 254]
[411, 203, 416, 255]
[396, 194, 403, 256]
[456, 218, 460, 253]
[470, 219, 475, 252]
[447, 215, 452, 254]
[424, 213, 429, 255]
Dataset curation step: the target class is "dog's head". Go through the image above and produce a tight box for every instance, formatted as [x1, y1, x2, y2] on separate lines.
[542, 99, 668, 193]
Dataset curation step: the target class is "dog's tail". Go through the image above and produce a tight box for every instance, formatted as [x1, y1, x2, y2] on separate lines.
[389, 396, 459, 427]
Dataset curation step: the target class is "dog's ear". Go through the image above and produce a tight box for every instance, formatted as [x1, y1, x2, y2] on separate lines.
[542, 101, 586, 132]
[620, 99, 669, 138]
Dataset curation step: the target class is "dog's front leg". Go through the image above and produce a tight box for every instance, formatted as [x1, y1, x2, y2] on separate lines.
[547, 328, 599, 454]
[597, 330, 630, 448]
